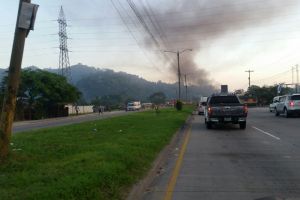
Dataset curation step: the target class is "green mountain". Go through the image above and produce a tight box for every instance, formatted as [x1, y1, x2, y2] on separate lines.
[1, 64, 216, 102]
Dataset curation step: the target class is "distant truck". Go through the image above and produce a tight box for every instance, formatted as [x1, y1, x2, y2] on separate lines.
[198, 96, 208, 115]
[221, 85, 228, 94]
[126, 101, 141, 111]
[204, 93, 248, 129]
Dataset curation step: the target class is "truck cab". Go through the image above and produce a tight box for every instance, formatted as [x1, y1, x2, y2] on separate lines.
[126, 101, 141, 111]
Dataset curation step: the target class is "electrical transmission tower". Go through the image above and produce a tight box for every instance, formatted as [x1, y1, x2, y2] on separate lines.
[58, 6, 71, 79]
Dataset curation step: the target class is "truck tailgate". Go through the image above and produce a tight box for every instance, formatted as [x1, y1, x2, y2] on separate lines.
[211, 105, 245, 117]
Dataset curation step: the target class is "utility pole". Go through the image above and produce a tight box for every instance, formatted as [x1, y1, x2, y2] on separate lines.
[292, 66, 294, 85]
[296, 65, 299, 93]
[177, 51, 181, 100]
[164, 49, 192, 100]
[184, 74, 188, 102]
[245, 69, 254, 89]
[0, 0, 38, 160]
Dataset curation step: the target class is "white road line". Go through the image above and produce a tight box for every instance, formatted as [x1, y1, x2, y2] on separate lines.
[252, 126, 281, 140]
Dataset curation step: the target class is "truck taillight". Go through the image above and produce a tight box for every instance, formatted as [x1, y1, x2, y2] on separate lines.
[208, 106, 212, 116]
[243, 105, 248, 113]
[289, 101, 295, 107]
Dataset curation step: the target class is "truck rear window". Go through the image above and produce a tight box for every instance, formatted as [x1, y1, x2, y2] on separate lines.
[209, 96, 240, 104]
[291, 95, 300, 100]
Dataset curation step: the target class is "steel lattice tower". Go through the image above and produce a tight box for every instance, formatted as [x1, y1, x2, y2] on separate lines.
[58, 6, 71, 79]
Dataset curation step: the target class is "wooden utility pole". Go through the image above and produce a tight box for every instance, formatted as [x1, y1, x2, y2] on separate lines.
[0, 0, 32, 160]
[184, 74, 188, 102]
[296, 65, 299, 93]
[245, 69, 254, 89]
[177, 51, 181, 100]
[164, 49, 192, 101]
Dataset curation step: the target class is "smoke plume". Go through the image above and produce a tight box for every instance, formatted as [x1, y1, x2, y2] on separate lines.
[140, 0, 299, 87]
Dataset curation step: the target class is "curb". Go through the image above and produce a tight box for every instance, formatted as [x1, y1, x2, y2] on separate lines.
[126, 113, 194, 200]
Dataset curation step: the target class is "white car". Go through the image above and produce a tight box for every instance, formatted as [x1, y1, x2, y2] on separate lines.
[126, 101, 141, 111]
[275, 94, 300, 117]
[198, 101, 207, 115]
[269, 96, 281, 112]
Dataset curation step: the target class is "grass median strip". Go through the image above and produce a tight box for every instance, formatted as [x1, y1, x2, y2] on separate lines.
[0, 107, 192, 200]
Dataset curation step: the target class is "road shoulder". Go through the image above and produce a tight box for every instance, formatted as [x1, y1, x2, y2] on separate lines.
[127, 114, 194, 200]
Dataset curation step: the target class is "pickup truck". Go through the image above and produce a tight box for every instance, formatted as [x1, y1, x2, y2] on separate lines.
[204, 94, 248, 129]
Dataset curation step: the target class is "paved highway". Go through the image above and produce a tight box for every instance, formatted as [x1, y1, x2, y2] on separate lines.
[12, 110, 130, 133]
[145, 107, 300, 200]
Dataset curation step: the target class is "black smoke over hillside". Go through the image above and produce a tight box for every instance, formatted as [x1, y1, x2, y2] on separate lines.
[68, 64, 216, 101]
[138, 0, 299, 85]
[47, 64, 216, 101]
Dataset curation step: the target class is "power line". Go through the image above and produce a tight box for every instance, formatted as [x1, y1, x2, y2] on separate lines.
[253, 69, 291, 82]
[140, 0, 170, 48]
[109, 0, 163, 73]
[126, 0, 173, 63]
[1, 0, 300, 29]
[141, 0, 174, 61]
[126, 0, 161, 49]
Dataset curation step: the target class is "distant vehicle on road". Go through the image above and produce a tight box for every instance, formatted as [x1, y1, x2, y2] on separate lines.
[126, 101, 141, 111]
[204, 93, 248, 129]
[275, 94, 300, 117]
[198, 96, 208, 115]
[269, 96, 281, 112]
[142, 102, 153, 109]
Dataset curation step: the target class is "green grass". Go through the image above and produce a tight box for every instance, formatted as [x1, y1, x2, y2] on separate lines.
[0, 107, 193, 200]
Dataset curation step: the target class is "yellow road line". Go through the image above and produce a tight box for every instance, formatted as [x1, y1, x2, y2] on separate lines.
[163, 125, 192, 200]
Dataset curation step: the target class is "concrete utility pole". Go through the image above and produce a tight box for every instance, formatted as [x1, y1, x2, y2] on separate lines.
[164, 49, 192, 100]
[0, 0, 38, 160]
[184, 74, 188, 102]
[245, 69, 254, 89]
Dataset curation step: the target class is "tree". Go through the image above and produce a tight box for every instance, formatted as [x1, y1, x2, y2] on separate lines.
[90, 96, 101, 107]
[149, 92, 166, 113]
[100, 95, 125, 110]
[246, 85, 293, 105]
[149, 92, 166, 106]
[1, 69, 81, 119]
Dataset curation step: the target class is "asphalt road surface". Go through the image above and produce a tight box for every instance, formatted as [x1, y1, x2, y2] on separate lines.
[12, 110, 130, 133]
[145, 107, 300, 200]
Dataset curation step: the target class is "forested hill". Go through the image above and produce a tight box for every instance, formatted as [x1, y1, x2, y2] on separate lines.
[0, 64, 216, 102]
[67, 64, 216, 102]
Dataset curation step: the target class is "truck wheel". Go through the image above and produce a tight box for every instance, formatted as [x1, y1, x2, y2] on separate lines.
[206, 121, 212, 129]
[275, 108, 279, 116]
[239, 122, 246, 129]
[283, 108, 290, 118]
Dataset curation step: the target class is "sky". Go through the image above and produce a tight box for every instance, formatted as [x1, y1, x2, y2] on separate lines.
[1, 0, 300, 91]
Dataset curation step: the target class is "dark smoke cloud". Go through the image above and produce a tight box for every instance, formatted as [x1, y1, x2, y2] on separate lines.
[141, 0, 299, 87]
